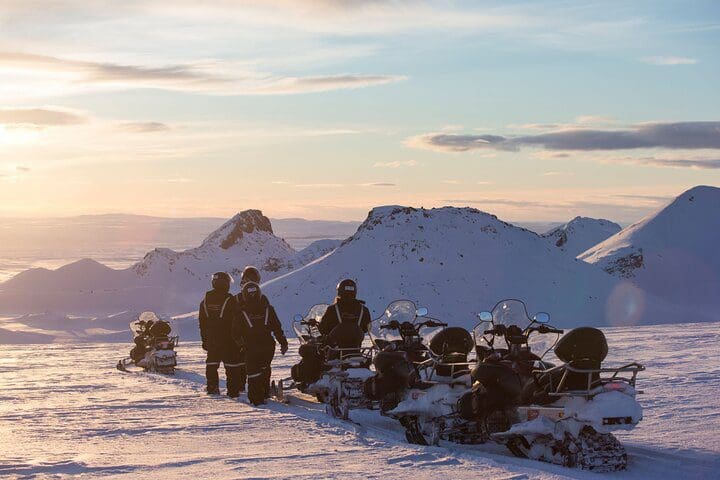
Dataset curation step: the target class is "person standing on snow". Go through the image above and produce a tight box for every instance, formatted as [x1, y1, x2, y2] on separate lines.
[198, 272, 244, 397]
[232, 282, 289, 405]
[318, 279, 372, 340]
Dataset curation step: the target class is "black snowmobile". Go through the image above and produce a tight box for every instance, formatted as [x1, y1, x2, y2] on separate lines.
[116, 311, 178, 374]
[364, 300, 449, 414]
[458, 299, 644, 472]
[283, 304, 374, 418]
[373, 301, 480, 445]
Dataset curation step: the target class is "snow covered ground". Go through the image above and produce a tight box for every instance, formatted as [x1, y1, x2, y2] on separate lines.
[2, 322, 719, 479]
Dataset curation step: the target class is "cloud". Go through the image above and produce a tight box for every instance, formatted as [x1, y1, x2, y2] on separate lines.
[0, 51, 405, 96]
[373, 160, 418, 168]
[118, 122, 171, 133]
[16, 166, 31, 172]
[407, 121, 720, 153]
[603, 155, 720, 169]
[542, 171, 575, 176]
[641, 56, 697, 66]
[0, 107, 87, 126]
[360, 182, 396, 187]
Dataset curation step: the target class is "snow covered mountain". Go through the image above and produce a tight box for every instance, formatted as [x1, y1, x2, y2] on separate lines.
[579, 185, 720, 315]
[131, 210, 296, 289]
[264, 206, 619, 328]
[544, 217, 622, 258]
[0, 210, 339, 314]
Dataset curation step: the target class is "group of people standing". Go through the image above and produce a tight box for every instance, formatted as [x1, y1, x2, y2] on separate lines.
[198, 267, 371, 406]
[198, 266, 287, 405]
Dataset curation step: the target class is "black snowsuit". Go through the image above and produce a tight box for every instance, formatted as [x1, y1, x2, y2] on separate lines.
[318, 298, 372, 338]
[199, 289, 246, 396]
[233, 300, 288, 405]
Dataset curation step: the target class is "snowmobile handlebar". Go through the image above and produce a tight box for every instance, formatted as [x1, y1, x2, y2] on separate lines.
[380, 319, 447, 330]
[532, 325, 564, 335]
[484, 324, 563, 336]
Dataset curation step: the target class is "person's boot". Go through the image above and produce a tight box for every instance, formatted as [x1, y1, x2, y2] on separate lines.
[206, 366, 220, 395]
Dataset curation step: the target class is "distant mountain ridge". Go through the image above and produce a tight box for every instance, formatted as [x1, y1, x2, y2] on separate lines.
[543, 217, 622, 257]
[0, 210, 343, 314]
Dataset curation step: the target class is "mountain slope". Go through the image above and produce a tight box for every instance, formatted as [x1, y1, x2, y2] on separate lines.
[579, 185, 720, 311]
[264, 206, 619, 328]
[544, 217, 622, 257]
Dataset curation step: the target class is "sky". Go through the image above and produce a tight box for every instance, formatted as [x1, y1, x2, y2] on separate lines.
[0, 0, 718, 223]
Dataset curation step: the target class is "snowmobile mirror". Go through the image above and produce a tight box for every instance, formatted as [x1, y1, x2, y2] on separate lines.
[416, 307, 428, 317]
[533, 312, 550, 324]
[477, 311, 493, 322]
[293, 314, 304, 322]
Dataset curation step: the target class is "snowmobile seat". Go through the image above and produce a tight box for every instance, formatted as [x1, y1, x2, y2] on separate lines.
[554, 327, 608, 364]
[429, 327, 474, 357]
[554, 327, 607, 392]
[149, 320, 172, 337]
[429, 327, 474, 377]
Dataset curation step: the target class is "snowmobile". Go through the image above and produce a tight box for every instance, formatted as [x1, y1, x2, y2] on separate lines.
[459, 299, 644, 472]
[364, 300, 448, 413]
[116, 311, 178, 374]
[379, 304, 480, 445]
[284, 304, 374, 419]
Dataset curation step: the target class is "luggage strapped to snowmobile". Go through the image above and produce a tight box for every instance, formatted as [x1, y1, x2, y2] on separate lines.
[535, 362, 644, 399]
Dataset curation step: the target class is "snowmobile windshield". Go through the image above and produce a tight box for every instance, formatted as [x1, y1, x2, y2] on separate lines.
[473, 299, 532, 348]
[371, 300, 419, 344]
[130, 311, 163, 337]
[491, 299, 533, 329]
[292, 303, 328, 341]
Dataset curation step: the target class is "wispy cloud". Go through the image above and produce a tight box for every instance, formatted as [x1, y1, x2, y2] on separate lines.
[641, 56, 697, 66]
[0, 51, 405, 96]
[602, 155, 720, 169]
[359, 182, 396, 187]
[542, 171, 575, 176]
[407, 121, 720, 153]
[118, 122, 170, 133]
[0, 107, 87, 126]
[16, 166, 31, 172]
[373, 159, 418, 168]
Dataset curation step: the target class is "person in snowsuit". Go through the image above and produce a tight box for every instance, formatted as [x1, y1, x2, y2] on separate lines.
[233, 282, 289, 405]
[318, 279, 372, 352]
[199, 272, 244, 397]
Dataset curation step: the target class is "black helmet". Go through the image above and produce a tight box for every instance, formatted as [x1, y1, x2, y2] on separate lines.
[241, 281, 262, 304]
[241, 265, 261, 284]
[336, 278, 357, 300]
[211, 271, 233, 292]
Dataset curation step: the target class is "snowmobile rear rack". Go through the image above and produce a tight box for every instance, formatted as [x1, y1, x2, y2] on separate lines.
[537, 362, 644, 399]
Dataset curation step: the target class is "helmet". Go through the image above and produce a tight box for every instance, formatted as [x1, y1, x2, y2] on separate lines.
[241, 265, 261, 284]
[241, 281, 262, 304]
[211, 271, 233, 292]
[336, 278, 357, 300]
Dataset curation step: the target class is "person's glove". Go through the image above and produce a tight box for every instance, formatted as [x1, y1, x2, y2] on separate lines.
[280, 343, 289, 355]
